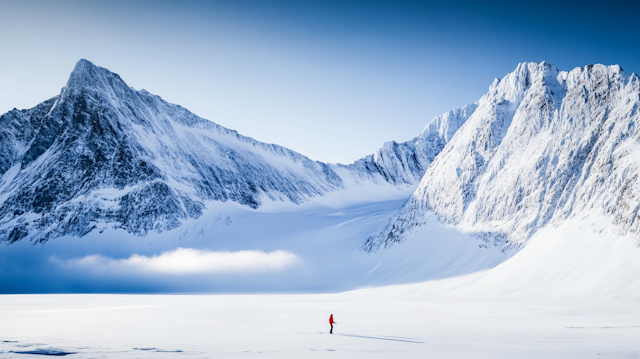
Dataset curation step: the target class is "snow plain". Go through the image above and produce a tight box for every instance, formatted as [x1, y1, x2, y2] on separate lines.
[2, 204, 640, 358]
[1, 290, 640, 358]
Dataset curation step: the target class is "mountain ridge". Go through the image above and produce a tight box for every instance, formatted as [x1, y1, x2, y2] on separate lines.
[0, 59, 461, 243]
[366, 61, 640, 252]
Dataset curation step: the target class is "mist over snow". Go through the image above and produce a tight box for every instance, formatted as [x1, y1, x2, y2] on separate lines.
[56, 248, 300, 275]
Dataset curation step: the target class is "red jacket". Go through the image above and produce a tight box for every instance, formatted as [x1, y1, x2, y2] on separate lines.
[329, 315, 334, 325]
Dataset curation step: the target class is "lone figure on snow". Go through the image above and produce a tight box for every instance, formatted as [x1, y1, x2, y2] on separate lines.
[329, 314, 336, 334]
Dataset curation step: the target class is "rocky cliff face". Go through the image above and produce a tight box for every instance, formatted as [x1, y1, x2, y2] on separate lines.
[0, 60, 341, 242]
[0, 59, 460, 243]
[366, 62, 640, 251]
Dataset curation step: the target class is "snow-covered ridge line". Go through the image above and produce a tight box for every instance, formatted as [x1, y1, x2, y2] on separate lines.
[0, 59, 468, 243]
[367, 61, 640, 251]
[61, 60, 329, 169]
[340, 103, 478, 185]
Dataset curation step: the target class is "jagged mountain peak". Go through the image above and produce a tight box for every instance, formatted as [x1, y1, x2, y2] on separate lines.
[486, 61, 630, 97]
[365, 62, 640, 252]
[71, 58, 100, 75]
[0, 59, 344, 242]
[488, 62, 559, 100]
[342, 101, 478, 186]
[64, 58, 127, 94]
[1, 59, 440, 243]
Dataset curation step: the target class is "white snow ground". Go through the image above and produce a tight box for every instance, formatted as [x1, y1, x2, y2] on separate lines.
[1, 291, 639, 358]
[2, 207, 640, 357]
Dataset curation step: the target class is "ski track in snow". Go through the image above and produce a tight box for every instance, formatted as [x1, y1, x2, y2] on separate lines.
[334, 333, 423, 343]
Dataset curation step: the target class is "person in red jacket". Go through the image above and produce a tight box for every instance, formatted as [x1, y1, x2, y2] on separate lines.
[329, 314, 336, 334]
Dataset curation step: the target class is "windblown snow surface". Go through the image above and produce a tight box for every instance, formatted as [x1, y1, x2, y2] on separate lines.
[2, 61, 640, 357]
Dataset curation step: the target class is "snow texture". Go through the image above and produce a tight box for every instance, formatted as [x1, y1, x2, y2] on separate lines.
[1, 291, 640, 358]
[339, 102, 477, 185]
[367, 61, 640, 251]
[0, 59, 458, 243]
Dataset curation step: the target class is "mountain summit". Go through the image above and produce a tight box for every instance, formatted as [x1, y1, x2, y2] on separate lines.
[366, 62, 640, 251]
[5, 59, 636, 248]
[0, 59, 453, 243]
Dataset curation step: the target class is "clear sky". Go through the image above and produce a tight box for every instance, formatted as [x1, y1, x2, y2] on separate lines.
[1, 0, 638, 163]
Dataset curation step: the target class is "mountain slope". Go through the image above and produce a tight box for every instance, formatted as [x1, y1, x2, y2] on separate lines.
[367, 61, 640, 251]
[0, 60, 345, 242]
[0, 59, 470, 243]
[341, 103, 478, 185]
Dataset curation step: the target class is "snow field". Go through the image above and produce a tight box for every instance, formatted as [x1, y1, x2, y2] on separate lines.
[1, 292, 639, 358]
[457, 211, 640, 298]
[2, 208, 640, 357]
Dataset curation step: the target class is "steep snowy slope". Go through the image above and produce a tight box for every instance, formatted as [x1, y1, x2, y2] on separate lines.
[0, 60, 337, 242]
[367, 62, 640, 251]
[340, 103, 477, 185]
[0, 59, 470, 243]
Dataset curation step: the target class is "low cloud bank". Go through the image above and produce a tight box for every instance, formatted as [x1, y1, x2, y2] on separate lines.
[58, 248, 300, 275]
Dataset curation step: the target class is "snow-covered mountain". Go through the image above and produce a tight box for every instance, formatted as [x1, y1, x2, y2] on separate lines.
[0, 59, 466, 243]
[9, 58, 636, 257]
[4, 59, 640, 297]
[366, 61, 640, 251]
[340, 103, 477, 185]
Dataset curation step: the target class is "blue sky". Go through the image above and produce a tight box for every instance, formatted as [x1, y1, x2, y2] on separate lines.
[0, 0, 638, 163]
